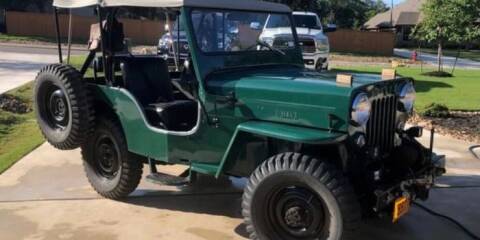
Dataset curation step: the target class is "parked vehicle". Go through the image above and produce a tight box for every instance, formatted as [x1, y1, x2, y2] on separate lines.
[36, 0, 445, 239]
[158, 13, 238, 71]
[160, 11, 333, 71]
[261, 11, 332, 70]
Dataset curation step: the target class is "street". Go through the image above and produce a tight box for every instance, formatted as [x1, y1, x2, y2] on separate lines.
[0, 44, 86, 94]
[394, 48, 480, 69]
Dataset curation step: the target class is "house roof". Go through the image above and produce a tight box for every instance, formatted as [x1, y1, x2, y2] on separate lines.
[396, 12, 420, 25]
[52, 0, 291, 12]
[364, 0, 425, 29]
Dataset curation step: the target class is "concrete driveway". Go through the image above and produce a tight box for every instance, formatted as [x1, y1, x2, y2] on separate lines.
[0, 129, 479, 240]
[0, 44, 86, 94]
[394, 48, 480, 69]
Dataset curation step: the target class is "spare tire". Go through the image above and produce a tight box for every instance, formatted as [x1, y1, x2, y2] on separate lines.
[34, 64, 95, 150]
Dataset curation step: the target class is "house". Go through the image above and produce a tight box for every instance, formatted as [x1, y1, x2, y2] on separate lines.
[364, 0, 426, 46]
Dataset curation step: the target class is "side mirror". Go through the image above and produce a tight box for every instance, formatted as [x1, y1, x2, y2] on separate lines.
[323, 24, 337, 33]
[250, 22, 261, 30]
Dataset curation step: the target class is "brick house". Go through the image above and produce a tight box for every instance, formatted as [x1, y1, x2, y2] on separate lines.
[364, 0, 425, 47]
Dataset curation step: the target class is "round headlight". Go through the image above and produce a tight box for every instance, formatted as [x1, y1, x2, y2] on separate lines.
[399, 82, 416, 113]
[159, 35, 172, 48]
[351, 93, 371, 127]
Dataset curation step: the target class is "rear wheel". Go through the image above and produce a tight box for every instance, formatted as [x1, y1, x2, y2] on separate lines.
[82, 117, 143, 199]
[242, 152, 361, 240]
[34, 64, 94, 150]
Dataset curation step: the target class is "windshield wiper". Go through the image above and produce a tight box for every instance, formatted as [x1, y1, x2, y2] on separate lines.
[257, 40, 286, 56]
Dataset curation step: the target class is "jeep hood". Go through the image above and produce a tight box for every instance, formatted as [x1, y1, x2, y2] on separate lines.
[207, 66, 393, 132]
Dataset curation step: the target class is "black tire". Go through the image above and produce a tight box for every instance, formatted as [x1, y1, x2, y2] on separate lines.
[81, 117, 144, 199]
[315, 60, 327, 72]
[34, 64, 94, 150]
[242, 152, 361, 240]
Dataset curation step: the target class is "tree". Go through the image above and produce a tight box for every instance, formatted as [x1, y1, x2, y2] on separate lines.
[365, 0, 389, 20]
[413, 0, 480, 72]
[0, 0, 51, 12]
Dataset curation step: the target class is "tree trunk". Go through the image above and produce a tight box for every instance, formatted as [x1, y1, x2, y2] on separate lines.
[437, 42, 443, 72]
[451, 46, 461, 75]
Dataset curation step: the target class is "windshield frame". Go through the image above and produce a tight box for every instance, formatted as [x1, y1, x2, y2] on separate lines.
[187, 7, 301, 56]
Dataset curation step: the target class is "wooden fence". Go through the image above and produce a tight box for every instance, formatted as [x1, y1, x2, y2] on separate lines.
[6, 11, 395, 55]
[327, 29, 395, 56]
[5, 11, 165, 45]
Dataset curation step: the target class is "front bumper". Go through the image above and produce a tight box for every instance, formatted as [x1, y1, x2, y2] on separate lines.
[373, 153, 446, 213]
[303, 52, 329, 70]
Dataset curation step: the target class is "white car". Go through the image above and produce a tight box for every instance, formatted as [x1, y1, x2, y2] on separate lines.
[261, 11, 332, 70]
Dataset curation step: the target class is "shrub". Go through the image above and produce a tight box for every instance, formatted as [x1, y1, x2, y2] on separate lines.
[421, 103, 450, 118]
[421, 71, 453, 77]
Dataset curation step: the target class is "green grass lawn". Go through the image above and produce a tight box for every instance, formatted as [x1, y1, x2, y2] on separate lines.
[413, 48, 480, 62]
[0, 83, 44, 174]
[0, 33, 57, 44]
[333, 66, 480, 112]
[0, 33, 86, 45]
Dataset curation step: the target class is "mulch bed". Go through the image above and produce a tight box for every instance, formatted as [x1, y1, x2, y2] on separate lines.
[408, 111, 480, 143]
[0, 95, 31, 114]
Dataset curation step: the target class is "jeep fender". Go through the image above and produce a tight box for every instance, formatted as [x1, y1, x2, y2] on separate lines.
[215, 121, 347, 177]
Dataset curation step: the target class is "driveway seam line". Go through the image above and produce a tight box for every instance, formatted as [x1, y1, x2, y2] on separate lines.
[0, 191, 243, 203]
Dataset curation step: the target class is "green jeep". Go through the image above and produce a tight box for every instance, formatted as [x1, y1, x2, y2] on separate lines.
[34, 0, 445, 239]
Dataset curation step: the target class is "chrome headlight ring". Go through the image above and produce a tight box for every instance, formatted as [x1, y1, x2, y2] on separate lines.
[399, 82, 416, 113]
[351, 93, 371, 127]
[159, 35, 172, 49]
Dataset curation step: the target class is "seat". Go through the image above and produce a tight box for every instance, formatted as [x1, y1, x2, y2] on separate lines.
[145, 101, 198, 131]
[120, 56, 197, 131]
[121, 56, 173, 105]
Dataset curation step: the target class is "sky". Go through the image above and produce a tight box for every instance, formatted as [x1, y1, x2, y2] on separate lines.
[383, 0, 405, 7]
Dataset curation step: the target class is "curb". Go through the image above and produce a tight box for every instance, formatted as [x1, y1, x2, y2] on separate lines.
[0, 42, 87, 51]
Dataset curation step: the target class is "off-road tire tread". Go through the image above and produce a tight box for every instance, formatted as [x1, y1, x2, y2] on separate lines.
[34, 64, 95, 150]
[81, 117, 143, 200]
[242, 152, 361, 240]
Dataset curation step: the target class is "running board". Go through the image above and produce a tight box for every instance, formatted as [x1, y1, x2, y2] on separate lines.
[146, 172, 190, 186]
[146, 158, 195, 186]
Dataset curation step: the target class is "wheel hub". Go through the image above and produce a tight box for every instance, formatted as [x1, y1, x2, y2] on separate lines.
[99, 143, 115, 170]
[284, 206, 308, 228]
[46, 88, 69, 128]
[269, 186, 326, 238]
[94, 136, 120, 179]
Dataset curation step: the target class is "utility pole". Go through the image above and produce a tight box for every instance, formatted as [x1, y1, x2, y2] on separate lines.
[390, 0, 394, 27]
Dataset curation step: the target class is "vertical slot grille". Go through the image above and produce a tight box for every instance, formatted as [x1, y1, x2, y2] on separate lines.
[366, 95, 398, 153]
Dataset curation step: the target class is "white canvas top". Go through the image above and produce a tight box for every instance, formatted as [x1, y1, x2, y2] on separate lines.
[53, 0, 292, 12]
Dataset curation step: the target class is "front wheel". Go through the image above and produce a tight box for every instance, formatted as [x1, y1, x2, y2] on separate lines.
[242, 152, 361, 240]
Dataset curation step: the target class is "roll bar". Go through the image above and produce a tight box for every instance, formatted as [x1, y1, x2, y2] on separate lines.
[53, 8, 63, 63]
